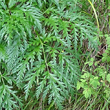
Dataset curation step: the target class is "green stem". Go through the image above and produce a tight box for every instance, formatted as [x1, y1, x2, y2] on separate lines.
[88, 0, 100, 32]
[35, 30, 50, 73]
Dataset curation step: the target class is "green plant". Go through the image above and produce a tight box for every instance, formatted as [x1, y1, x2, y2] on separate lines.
[102, 35, 110, 63]
[77, 34, 110, 109]
[77, 58, 110, 97]
[0, 0, 99, 109]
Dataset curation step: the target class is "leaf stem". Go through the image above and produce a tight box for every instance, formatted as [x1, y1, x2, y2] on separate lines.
[88, 0, 100, 33]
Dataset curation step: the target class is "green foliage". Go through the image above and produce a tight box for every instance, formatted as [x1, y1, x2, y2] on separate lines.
[0, 0, 99, 109]
[102, 35, 110, 62]
[75, 0, 109, 109]
[77, 53, 110, 99]
[77, 33, 110, 101]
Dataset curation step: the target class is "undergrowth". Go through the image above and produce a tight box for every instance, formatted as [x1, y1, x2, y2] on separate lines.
[76, 0, 110, 109]
[0, 0, 109, 110]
